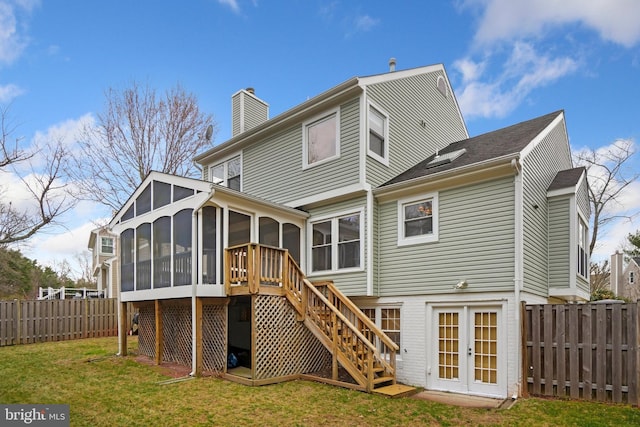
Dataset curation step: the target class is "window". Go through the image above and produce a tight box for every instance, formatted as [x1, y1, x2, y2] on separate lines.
[283, 223, 301, 265]
[398, 193, 439, 245]
[577, 218, 588, 278]
[100, 237, 114, 255]
[310, 211, 361, 273]
[153, 181, 171, 209]
[210, 155, 241, 191]
[303, 110, 339, 168]
[202, 206, 217, 284]
[368, 103, 388, 163]
[173, 209, 193, 286]
[228, 210, 251, 247]
[259, 217, 279, 247]
[361, 307, 400, 355]
[120, 229, 134, 292]
[136, 223, 151, 290]
[136, 185, 151, 216]
[153, 217, 171, 288]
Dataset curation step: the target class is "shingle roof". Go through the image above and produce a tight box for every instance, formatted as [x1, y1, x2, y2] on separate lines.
[548, 167, 586, 191]
[382, 110, 563, 187]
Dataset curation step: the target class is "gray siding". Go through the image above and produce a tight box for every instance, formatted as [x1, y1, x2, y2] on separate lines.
[577, 178, 590, 219]
[243, 94, 268, 132]
[232, 93, 241, 137]
[241, 98, 361, 204]
[548, 198, 570, 288]
[377, 177, 516, 296]
[365, 70, 467, 187]
[521, 121, 573, 297]
[306, 196, 368, 296]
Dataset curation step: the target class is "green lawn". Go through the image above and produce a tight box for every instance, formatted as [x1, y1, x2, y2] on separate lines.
[0, 337, 637, 426]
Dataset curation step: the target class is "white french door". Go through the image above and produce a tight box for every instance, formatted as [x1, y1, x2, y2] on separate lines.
[429, 305, 504, 397]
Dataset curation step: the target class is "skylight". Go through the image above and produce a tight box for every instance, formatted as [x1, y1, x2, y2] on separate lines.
[426, 148, 467, 169]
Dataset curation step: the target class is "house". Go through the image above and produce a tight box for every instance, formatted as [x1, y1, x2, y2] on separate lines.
[87, 227, 119, 299]
[611, 251, 640, 301]
[108, 62, 590, 398]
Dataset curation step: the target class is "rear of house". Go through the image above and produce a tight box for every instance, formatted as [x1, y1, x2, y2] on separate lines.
[108, 62, 590, 399]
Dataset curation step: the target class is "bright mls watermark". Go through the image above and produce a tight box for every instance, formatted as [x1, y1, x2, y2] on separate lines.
[1, 405, 69, 426]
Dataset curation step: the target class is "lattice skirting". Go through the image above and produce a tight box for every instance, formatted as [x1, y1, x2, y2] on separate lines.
[254, 295, 331, 380]
[162, 301, 192, 366]
[137, 305, 156, 359]
[203, 303, 227, 373]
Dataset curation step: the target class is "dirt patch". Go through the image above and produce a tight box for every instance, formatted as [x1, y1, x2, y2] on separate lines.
[135, 355, 193, 378]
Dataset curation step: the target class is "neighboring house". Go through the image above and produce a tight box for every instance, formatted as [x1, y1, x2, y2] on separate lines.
[87, 227, 119, 299]
[611, 251, 640, 301]
[108, 63, 590, 399]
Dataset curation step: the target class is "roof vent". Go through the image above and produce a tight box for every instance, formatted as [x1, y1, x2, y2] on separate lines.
[389, 57, 396, 72]
[427, 148, 467, 169]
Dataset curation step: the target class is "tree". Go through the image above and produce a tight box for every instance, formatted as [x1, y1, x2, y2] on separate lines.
[69, 81, 216, 212]
[626, 230, 640, 257]
[0, 106, 77, 245]
[573, 139, 639, 254]
[589, 260, 610, 297]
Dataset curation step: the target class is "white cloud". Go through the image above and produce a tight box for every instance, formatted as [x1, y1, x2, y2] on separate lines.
[0, 0, 39, 66]
[0, 82, 23, 103]
[454, 42, 578, 119]
[354, 15, 379, 32]
[470, 0, 640, 47]
[217, 0, 240, 13]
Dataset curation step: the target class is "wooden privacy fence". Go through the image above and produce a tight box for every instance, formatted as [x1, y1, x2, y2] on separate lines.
[523, 302, 639, 405]
[0, 298, 132, 347]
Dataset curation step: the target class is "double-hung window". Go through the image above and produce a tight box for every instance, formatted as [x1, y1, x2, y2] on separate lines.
[303, 109, 340, 168]
[398, 193, 439, 245]
[577, 218, 588, 278]
[210, 155, 241, 191]
[311, 210, 362, 273]
[100, 237, 114, 255]
[368, 103, 389, 164]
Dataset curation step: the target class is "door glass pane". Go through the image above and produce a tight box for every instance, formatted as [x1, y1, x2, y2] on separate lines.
[474, 312, 497, 384]
[282, 223, 301, 265]
[438, 312, 459, 380]
[228, 211, 251, 247]
[259, 217, 279, 247]
[202, 206, 217, 284]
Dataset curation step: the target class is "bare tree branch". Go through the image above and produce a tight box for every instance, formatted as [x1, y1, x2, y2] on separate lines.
[0, 108, 78, 245]
[68, 81, 216, 211]
[573, 139, 640, 254]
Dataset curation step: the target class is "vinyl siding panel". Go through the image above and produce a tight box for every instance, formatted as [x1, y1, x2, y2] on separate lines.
[243, 95, 268, 132]
[577, 178, 590, 219]
[521, 121, 573, 297]
[548, 198, 570, 288]
[232, 93, 241, 137]
[377, 177, 515, 296]
[306, 196, 368, 296]
[242, 97, 361, 204]
[365, 70, 467, 187]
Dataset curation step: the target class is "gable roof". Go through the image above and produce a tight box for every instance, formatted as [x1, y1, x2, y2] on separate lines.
[194, 64, 459, 165]
[381, 110, 563, 187]
[548, 167, 586, 192]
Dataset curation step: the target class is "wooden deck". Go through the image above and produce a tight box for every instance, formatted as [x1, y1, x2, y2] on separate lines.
[373, 384, 418, 398]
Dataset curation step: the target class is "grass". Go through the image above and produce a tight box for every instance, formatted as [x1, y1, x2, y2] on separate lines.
[0, 338, 638, 426]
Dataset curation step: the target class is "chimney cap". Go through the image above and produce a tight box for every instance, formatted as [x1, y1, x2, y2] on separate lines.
[246, 87, 255, 95]
[389, 57, 396, 72]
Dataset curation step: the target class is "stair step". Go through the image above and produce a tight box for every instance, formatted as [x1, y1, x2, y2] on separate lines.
[373, 375, 394, 385]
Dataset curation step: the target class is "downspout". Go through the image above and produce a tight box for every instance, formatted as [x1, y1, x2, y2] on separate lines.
[190, 187, 215, 376]
[512, 158, 523, 397]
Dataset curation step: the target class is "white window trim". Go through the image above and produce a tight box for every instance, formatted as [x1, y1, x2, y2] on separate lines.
[397, 192, 439, 246]
[366, 100, 389, 166]
[307, 207, 364, 275]
[359, 304, 402, 359]
[302, 107, 341, 169]
[209, 153, 242, 191]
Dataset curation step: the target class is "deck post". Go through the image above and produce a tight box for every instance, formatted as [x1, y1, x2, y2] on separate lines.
[118, 301, 128, 356]
[155, 300, 163, 365]
[331, 311, 338, 381]
[194, 297, 203, 377]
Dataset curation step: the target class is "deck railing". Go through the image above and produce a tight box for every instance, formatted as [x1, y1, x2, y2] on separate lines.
[224, 243, 397, 391]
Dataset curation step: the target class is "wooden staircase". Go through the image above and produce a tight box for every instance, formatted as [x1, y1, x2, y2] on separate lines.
[225, 244, 401, 393]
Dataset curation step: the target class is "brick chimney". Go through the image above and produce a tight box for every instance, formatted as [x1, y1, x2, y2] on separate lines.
[231, 88, 269, 137]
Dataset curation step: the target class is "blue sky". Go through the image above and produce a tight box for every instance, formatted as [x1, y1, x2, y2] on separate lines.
[1, 0, 639, 274]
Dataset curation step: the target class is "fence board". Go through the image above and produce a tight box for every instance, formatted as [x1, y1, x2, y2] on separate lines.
[0, 299, 133, 347]
[525, 303, 639, 405]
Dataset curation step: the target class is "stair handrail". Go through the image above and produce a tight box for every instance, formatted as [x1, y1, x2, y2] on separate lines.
[323, 282, 399, 353]
[302, 278, 377, 353]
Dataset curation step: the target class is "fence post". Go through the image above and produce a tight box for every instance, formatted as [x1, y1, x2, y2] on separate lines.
[16, 300, 22, 345]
